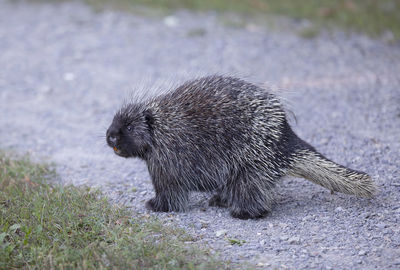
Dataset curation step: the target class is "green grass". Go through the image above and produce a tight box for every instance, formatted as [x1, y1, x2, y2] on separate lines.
[77, 0, 400, 40]
[0, 152, 227, 269]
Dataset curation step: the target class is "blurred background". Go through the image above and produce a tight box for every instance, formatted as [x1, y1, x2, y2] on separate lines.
[83, 0, 400, 40]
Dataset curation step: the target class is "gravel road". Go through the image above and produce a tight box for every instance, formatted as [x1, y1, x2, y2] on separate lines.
[1, 0, 399, 268]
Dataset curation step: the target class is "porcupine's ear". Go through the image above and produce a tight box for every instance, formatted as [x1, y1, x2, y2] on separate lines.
[143, 109, 154, 129]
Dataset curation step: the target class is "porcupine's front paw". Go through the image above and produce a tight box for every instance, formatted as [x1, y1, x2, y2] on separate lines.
[145, 197, 170, 212]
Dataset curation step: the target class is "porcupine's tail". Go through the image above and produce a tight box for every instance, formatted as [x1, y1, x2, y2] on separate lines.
[287, 143, 377, 198]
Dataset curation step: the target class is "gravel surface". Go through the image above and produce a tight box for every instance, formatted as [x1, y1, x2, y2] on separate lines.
[1, 0, 400, 268]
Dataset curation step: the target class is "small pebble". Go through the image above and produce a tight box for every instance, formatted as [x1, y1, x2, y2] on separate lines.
[288, 237, 300, 244]
[63, 72, 75, 81]
[358, 250, 367, 256]
[163, 16, 179, 27]
[376, 223, 387, 229]
[215, 229, 227, 237]
[279, 235, 289, 241]
[38, 85, 52, 94]
[335, 207, 343, 212]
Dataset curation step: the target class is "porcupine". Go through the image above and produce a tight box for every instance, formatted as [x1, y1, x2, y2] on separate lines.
[106, 75, 376, 219]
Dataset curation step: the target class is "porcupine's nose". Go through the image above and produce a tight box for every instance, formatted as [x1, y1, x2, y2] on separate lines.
[109, 135, 117, 144]
[106, 128, 118, 147]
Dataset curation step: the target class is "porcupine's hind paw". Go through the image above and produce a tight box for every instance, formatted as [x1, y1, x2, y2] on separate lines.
[208, 194, 228, 208]
[229, 208, 268, 220]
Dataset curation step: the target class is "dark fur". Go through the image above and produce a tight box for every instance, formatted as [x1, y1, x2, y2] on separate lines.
[106, 75, 376, 219]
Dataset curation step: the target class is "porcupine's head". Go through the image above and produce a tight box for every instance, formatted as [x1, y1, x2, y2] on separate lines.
[106, 103, 153, 159]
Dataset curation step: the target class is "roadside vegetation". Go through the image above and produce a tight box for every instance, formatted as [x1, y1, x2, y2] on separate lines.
[0, 152, 227, 269]
[77, 0, 400, 40]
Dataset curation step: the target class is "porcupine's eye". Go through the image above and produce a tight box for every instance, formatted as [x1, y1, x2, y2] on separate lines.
[126, 124, 133, 132]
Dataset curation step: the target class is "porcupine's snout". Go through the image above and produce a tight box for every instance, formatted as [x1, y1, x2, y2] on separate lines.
[106, 126, 125, 156]
[106, 128, 118, 147]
